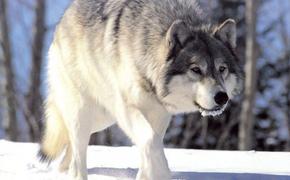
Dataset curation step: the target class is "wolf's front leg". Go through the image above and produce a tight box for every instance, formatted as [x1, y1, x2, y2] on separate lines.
[136, 134, 170, 180]
[116, 104, 171, 180]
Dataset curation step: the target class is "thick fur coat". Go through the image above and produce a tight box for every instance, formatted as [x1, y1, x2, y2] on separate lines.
[39, 0, 243, 180]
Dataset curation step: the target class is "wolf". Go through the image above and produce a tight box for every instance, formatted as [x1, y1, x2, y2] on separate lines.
[39, 0, 243, 179]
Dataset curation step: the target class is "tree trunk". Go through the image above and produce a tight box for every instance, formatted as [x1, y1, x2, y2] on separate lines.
[286, 54, 290, 151]
[0, 0, 18, 141]
[285, 48, 290, 151]
[26, 0, 46, 141]
[238, 0, 258, 150]
[180, 113, 201, 148]
[278, 13, 290, 151]
[287, 60, 290, 151]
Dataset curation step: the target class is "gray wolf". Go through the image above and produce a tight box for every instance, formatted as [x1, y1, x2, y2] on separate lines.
[39, 0, 243, 179]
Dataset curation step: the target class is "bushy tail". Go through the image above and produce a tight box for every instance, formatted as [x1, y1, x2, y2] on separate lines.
[38, 100, 69, 163]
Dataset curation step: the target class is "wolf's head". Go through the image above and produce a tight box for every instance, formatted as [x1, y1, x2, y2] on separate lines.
[158, 19, 243, 116]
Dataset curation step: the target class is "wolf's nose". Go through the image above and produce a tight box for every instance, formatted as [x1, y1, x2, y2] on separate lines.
[214, 92, 228, 106]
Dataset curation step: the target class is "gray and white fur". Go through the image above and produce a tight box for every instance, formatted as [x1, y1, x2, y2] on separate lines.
[39, 0, 243, 179]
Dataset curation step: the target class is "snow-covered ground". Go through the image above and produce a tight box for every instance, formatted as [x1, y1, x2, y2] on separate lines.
[0, 140, 290, 180]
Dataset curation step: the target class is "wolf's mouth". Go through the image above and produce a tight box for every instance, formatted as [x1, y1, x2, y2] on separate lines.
[194, 102, 227, 117]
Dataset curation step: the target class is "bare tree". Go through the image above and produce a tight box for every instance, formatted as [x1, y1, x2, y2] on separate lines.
[287, 59, 290, 151]
[179, 113, 202, 148]
[238, 0, 258, 150]
[287, 56, 290, 151]
[25, 0, 46, 141]
[0, 0, 18, 141]
[278, 11, 290, 151]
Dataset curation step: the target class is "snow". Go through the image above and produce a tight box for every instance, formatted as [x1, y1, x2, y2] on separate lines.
[0, 140, 290, 180]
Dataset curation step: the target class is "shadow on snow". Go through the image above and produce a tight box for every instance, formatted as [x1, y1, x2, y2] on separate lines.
[88, 167, 290, 180]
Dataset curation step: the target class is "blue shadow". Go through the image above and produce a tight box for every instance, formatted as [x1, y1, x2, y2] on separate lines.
[88, 167, 290, 180]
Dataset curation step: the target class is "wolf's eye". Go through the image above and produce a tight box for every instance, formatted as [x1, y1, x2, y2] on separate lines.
[219, 66, 227, 73]
[191, 67, 202, 75]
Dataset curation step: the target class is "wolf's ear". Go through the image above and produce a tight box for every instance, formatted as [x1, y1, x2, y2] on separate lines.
[214, 19, 237, 48]
[166, 20, 192, 51]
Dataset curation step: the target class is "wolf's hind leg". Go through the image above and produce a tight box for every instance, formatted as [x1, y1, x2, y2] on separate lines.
[58, 104, 93, 180]
[59, 143, 72, 172]
[66, 118, 91, 180]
